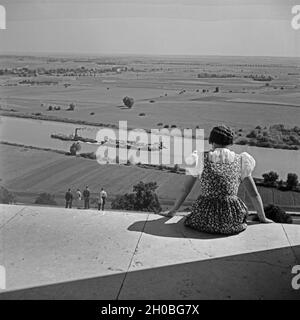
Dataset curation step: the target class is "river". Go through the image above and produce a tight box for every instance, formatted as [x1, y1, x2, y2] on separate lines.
[0, 116, 299, 180]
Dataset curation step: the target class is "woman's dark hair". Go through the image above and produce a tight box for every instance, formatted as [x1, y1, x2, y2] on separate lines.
[209, 125, 234, 146]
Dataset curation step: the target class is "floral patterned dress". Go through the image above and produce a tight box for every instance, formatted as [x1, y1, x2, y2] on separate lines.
[185, 148, 255, 235]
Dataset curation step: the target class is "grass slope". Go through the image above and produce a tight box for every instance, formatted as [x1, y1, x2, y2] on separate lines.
[1, 144, 300, 210]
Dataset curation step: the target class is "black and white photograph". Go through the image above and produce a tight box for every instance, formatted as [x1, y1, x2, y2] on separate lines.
[0, 0, 300, 302]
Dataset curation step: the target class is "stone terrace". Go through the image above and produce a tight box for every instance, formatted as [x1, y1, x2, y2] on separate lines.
[0, 204, 299, 300]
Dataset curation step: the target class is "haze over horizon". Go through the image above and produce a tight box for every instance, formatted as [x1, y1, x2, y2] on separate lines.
[0, 0, 299, 58]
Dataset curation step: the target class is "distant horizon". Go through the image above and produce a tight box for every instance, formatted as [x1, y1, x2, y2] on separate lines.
[1, 51, 300, 60]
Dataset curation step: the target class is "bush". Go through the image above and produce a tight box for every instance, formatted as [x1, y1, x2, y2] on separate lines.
[111, 193, 136, 211]
[0, 186, 15, 204]
[246, 130, 258, 139]
[264, 204, 293, 224]
[262, 171, 279, 187]
[289, 135, 300, 145]
[123, 96, 134, 108]
[255, 141, 273, 148]
[34, 193, 57, 205]
[171, 164, 180, 173]
[235, 138, 248, 145]
[80, 152, 96, 160]
[111, 181, 161, 213]
[286, 173, 299, 190]
[67, 103, 75, 111]
[70, 142, 81, 155]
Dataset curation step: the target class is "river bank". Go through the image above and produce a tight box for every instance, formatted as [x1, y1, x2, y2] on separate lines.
[1, 115, 300, 179]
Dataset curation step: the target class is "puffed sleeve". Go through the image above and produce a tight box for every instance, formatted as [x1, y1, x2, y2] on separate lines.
[185, 150, 204, 177]
[240, 152, 256, 180]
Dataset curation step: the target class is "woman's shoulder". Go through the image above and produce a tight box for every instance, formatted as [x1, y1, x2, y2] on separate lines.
[239, 152, 256, 179]
[239, 152, 256, 163]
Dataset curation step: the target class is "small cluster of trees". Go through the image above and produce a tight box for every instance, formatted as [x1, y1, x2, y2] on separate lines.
[197, 73, 236, 79]
[46, 102, 75, 112]
[0, 188, 57, 206]
[123, 96, 134, 108]
[19, 79, 58, 85]
[245, 74, 273, 81]
[34, 193, 57, 205]
[235, 124, 300, 150]
[69, 142, 81, 155]
[196, 73, 273, 82]
[261, 171, 299, 191]
[0, 186, 15, 204]
[0, 66, 130, 78]
[47, 105, 61, 111]
[111, 181, 161, 213]
[67, 103, 76, 111]
[156, 123, 177, 129]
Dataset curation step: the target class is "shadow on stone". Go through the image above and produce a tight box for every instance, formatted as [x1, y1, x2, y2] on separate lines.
[1, 245, 299, 300]
[128, 216, 259, 240]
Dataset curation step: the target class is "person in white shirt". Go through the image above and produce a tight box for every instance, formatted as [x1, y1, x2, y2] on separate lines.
[76, 189, 82, 209]
[98, 188, 107, 211]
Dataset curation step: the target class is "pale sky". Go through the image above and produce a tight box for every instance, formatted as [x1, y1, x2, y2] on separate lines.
[0, 0, 299, 57]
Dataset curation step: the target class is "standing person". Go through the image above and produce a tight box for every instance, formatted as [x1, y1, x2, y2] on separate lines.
[76, 189, 82, 209]
[100, 188, 107, 211]
[160, 125, 273, 235]
[83, 186, 90, 209]
[97, 192, 102, 211]
[65, 188, 73, 209]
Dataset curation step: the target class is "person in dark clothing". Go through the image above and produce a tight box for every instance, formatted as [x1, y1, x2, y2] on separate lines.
[83, 186, 90, 209]
[65, 188, 73, 208]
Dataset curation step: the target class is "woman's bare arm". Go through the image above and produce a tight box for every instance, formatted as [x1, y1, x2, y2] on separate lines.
[161, 175, 197, 216]
[243, 176, 273, 223]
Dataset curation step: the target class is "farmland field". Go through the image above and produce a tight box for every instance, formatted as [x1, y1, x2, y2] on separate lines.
[0, 54, 300, 209]
[1, 55, 300, 135]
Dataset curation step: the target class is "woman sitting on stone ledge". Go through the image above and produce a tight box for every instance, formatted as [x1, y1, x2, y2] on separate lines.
[160, 125, 273, 235]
